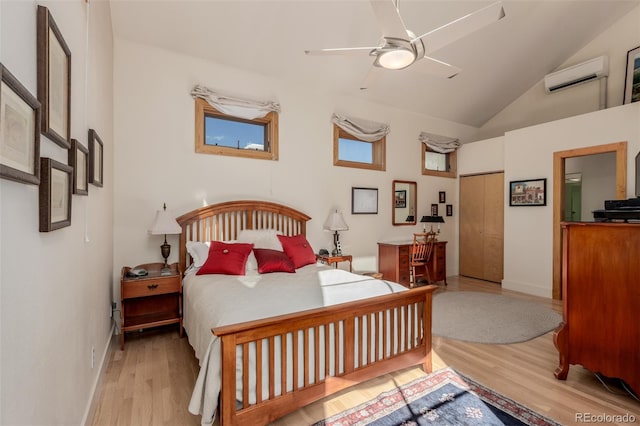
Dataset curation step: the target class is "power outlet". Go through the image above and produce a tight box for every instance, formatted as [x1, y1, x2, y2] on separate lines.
[91, 346, 95, 369]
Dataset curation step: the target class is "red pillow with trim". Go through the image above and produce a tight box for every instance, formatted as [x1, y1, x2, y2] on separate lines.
[253, 249, 296, 274]
[196, 241, 254, 276]
[277, 234, 316, 269]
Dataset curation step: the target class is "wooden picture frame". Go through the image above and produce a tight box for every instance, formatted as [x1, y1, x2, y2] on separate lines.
[39, 157, 72, 232]
[1, 64, 41, 185]
[431, 203, 438, 216]
[37, 6, 71, 149]
[352, 187, 378, 214]
[509, 178, 547, 206]
[69, 139, 88, 195]
[623, 46, 640, 104]
[88, 128, 103, 187]
[446, 204, 453, 217]
[394, 190, 406, 208]
[439, 191, 446, 203]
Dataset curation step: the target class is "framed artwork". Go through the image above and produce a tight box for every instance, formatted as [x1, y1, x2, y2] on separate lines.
[623, 46, 640, 104]
[439, 191, 446, 203]
[394, 190, 406, 208]
[446, 204, 453, 217]
[69, 139, 88, 195]
[39, 157, 72, 232]
[88, 128, 103, 187]
[352, 187, 378, 214]
[37, 5, 71, 149]
[0, 64, 41, 185]
[431, 203, 438, 216]
[509, 178, 547, 206]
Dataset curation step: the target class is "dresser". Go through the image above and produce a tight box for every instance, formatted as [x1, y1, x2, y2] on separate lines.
[378, 240, 447, 287]
[554, 223, 639, 396]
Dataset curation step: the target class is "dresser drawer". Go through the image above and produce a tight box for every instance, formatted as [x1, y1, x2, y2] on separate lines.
[123, 276, 180, 299]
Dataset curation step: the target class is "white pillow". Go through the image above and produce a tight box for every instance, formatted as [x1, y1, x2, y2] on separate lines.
[237, 229, 283, 251]
[186, 240, 258, 271]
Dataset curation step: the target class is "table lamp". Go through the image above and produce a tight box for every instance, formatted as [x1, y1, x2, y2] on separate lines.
[148, 203, 182, 274]
[420, 215, 445, 239]
[323, 210, 349, 255]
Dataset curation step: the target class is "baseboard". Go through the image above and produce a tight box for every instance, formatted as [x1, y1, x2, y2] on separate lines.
[81, 323, 116, 426]
[501, 279, 551, 298]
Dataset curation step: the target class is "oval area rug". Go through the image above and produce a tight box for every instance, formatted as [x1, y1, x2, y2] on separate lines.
[432, 291, 562, 344]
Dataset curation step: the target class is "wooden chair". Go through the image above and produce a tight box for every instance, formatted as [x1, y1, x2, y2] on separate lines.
[410, 232, 436, 287]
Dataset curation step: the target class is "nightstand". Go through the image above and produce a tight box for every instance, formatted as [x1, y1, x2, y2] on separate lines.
[120, 262, 182, 350]
[316, 254, 352, 272]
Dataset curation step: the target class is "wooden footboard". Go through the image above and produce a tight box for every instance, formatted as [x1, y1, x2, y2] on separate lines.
[213, 285, 437, 425]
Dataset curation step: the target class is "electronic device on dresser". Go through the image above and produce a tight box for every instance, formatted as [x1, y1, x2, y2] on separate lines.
[592, 197, 640, 222]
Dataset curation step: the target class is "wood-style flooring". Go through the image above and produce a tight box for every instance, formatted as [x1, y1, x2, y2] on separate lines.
[90, 276, 639, 425]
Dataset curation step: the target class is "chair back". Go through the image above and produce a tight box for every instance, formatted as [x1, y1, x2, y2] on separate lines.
[411, 233, 429, 262]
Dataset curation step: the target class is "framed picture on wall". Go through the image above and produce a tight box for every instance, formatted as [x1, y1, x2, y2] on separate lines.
[69, 139, 88, 195]
[394, 190, 406, 208]
[624, 46, 640, 104]
[431, 203, 438, 216]
[37, 5, 71, 149]
[0, 64, 41, 185]
[39, 157, 72, 232]
[446, 204, 453, 216]
[509, 178, 547, 206]
[88, 128, 104, 187]
[352, 187, 378, 214]
[439, 191, 446, 203]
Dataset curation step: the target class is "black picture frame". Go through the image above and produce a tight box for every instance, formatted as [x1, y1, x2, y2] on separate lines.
[69, 139, 88, 195]
[394, 190, 406, 208]
[39, 157, 72, 232]
[431, 203, 438, 216]
[446, 204, 453, 217]
[37, 5, 71, 149]
[509, 178, 547, 206]
[88, 128, 104, 187]
[623, 46, 640, 104]
[0, 63, 41, 185]
[352, 187, 378, 214]
[439, 191, 446, 203]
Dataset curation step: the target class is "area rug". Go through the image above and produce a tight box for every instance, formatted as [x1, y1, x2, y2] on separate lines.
[312, 367, 561, 426]
[432, 292, 562, 344]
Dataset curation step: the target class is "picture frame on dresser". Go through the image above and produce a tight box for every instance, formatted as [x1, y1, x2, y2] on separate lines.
[37, 5, 71, 149]
[39, 157, 72, 232]
[352, 187, 378, 214]
[88, 129, 104, 187]
[69, 139, 88, 195]
[0, 63, 41, 185]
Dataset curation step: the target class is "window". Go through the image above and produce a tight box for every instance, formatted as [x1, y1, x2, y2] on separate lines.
[422, 145, 457, 178]
[195, 98, 278, 160]
[333, 125, 385, 171]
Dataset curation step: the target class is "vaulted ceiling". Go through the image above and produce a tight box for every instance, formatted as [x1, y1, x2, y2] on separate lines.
[109, 0, 639, 127]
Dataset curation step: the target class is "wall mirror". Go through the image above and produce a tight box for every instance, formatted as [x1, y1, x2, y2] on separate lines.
[392, 180, 416, 226]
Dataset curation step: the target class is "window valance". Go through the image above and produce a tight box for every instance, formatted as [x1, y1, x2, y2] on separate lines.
[419, 131, 460, 154]
[191, 85, 281, 120]
[331, 113, 390, 143]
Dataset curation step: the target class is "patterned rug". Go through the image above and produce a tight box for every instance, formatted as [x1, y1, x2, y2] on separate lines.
[312, 368, 561, 426]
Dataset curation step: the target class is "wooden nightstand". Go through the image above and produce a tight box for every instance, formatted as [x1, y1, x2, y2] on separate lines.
[316, 254, 352, 272]
[120, 262, 182, 350]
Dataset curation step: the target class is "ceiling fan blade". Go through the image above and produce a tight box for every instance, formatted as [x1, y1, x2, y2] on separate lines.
[415, 57, 461, 79]
[370, 0, 409, 39]
[413, 1, 505, 55]
[305, 47, 376, 56]
[360, 66, 384, 90]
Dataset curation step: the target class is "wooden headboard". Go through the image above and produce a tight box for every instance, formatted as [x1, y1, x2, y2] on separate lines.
[176, 200, 311, 273]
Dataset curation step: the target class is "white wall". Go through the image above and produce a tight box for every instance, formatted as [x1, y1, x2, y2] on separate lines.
[477, 4, 640, 140]
[112, 38, 478, 303]
[0, 1, 114, 424]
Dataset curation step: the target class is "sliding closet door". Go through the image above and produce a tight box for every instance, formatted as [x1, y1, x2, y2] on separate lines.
[459, 172, 504, 283]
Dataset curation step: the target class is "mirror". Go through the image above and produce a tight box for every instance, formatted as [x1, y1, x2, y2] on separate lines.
[392, 180, 416, 226]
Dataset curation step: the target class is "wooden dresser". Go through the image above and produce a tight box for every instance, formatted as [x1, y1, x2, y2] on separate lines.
[378, 240, 447, 287]
[554, 222, 639, 396]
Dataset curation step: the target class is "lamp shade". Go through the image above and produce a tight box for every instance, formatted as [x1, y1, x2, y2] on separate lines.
[148, 206, 182, 235]
[405, 215, 415, 222]
[323, 210, 349, 231]
[420, 215, 445, 223]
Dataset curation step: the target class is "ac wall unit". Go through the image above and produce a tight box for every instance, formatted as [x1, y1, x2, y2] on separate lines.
[544, 56, 608, 93]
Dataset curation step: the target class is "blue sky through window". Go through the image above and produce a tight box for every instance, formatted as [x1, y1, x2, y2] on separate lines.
[205, 116, 265, 150]
[338, 138, 373, 163]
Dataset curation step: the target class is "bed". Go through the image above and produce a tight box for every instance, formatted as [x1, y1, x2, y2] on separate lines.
[176, 200, 436, 425]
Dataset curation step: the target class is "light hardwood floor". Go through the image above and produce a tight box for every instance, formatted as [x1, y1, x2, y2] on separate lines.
[90, 276, 639, 425]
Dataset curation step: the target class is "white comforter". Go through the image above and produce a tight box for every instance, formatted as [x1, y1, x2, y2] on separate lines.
[183, 263, 407, 425]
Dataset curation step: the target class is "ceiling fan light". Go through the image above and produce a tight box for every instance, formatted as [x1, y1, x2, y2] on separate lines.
[376, 48, 415, 70]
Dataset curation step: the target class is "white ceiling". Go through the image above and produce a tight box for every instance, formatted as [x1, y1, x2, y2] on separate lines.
[109, 0, 639, 127]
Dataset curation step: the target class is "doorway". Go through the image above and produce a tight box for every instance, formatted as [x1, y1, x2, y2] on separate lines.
[552, 142, 627, 299]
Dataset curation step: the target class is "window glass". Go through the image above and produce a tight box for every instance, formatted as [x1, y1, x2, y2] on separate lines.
[204, 116, 266, 151]
[422, 145, 456, 178]
[333, 125, 385, 171]
[338, 138, 373, 163]
[425, 150, 448, 172]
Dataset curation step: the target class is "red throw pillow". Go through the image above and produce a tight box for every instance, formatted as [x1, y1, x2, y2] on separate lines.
[196, 241, 254, 276]
[277, 234, 316, 269]
[253, 249, 296, 274]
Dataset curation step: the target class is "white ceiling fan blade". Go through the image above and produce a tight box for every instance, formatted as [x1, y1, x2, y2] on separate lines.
[413, 1, 505, 55]
[370, 0, 409, 39]
[305, 47, 376, 56]
[415, 57, 461, 79]
[360, 66, 384, 90]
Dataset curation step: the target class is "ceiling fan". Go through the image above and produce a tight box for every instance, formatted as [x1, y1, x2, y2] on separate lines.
[304, 1, 505, 89]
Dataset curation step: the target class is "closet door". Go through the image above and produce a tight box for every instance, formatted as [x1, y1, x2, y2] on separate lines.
[459, 172, 504, 282]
